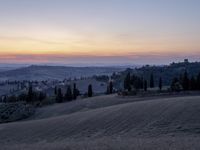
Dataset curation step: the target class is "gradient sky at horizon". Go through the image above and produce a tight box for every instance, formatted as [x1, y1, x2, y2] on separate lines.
[0, 0, 200, 65]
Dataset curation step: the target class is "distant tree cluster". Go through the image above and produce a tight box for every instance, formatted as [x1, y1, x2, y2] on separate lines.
[171, 71, 200, 92]
[55, 83, 80, 103]
[124, 72, 132, 91]
[124, 70, 200, 94]
[4, 84, 46, 103]
[94, 75, 109, 82]
[119, 60, 200, 87]
[124, 72, 156, 92]
[106, 81, 114, 94]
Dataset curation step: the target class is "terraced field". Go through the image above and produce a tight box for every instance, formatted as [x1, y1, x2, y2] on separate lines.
[1, 94, 200, 150]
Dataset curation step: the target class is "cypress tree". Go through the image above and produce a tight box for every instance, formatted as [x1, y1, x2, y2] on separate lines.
[182, 71, 189, 91]
[39, 92, 46, 102]
[106, 85, 110, 94]
[189, 76, 196, 91]
[197, 72, 200, 90]
[179, 74, 183, 85]
[159, 77, 162, 91]
[73, 83, 77, 100]
[88, 84, 93, 97]
[54, 86, 57, 95]
[109, 81, 113, 94]
[150, 73, 154, 88]
[124, 72, 131, 91]
[140, 77, 144, 89]
[56, 88, 63, 103]
[27, 84, 33, 103]
[137, 77, 143, 90]
[171, 77, 181, 92]
[144, 80, 147, 91]
[65, 86, 72, 101]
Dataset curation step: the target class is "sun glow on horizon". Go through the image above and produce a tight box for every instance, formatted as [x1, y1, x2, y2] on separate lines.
[0, 0, 200, 65]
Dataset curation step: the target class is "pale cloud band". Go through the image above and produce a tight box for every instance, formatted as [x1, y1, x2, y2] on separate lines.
[0, 52, 199, 66]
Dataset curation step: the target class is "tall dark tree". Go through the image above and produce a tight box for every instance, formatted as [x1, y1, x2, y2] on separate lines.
[130, 74, 136, 88]
[140, 77, 144, 89]
[39, 92, 46, 103]
[18, 93, 27, 102]
[159, 77, 162, 91]
[171, 77, 181, 92]
[131, 74, 142, 90]
[54, 86, 57, 95]
[190, 76, 196, 90]
[73, 83, 77, 100]
[106, 85, 110, 94]
[179, 74, 183, 86]
[150, 73, 154, 88]
[56, 88, 63, 103]
[124, 72, 131, 91]
[144, 80, 147, 91]
[109, 81, 113, 94]
[88, 84, 93, 97]
[182, 71, 189, 91]
[65, 86, 72, 101]
[197, 72, 200, 90]
[27, 84, 33, 103]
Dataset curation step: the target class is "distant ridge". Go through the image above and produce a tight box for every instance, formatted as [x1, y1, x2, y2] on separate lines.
[0, 65, 125, 81]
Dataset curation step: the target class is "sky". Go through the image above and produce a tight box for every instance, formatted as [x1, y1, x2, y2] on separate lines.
[0, 0, 200, 66]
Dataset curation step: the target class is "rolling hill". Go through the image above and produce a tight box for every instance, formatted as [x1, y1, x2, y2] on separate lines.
[0, 65, 125, 81]
[0, 94, 200, 149]
[114, 61, 200, 88]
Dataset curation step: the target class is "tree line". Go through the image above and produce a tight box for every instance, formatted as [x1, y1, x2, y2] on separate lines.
[171, 71, 200, 92]
[3, 83, 95, 104]
[55, 83, 94, 103]
[124, 72, 157, 92]
[3, 85, 47, 103]
[124, 71, 200, 92]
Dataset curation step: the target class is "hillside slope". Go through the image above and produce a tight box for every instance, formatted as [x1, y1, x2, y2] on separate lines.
[115, 61, 200, 88]
[0, 65, 124, 81]
[1, 95, 200, 149]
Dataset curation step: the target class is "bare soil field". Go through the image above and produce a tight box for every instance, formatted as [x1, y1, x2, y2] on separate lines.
[0, 94, 200, 149]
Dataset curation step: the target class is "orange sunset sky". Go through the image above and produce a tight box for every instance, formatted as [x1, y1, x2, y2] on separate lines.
[0, 0, 200, 65]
